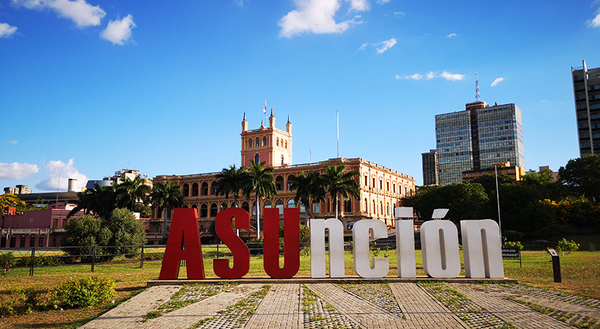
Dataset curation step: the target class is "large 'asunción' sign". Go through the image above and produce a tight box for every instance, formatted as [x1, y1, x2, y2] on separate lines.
[158, 208, 504, 280]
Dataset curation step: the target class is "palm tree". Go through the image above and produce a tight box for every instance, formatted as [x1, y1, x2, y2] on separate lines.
[67, 184, 117, 219]
[321, 164, 360, 220]
[150, 180, 184, 239]
[115, 176, 151, 211]
[215, 165, 248, 207]
[242, 160, 278, 238]
[290, 170, 326, 222]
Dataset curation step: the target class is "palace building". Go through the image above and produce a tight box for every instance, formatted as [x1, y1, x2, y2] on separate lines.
[150, 110, 415, 243]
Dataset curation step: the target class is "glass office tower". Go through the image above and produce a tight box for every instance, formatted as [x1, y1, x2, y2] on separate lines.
[435, 101, 524, 185]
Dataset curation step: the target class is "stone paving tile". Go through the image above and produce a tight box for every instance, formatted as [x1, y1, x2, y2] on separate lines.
[308, 283, 405, 329]
[484, 283, 600, 310]
[141, 284, 263, 329]
[450, 283, 573, 329]
[301, 284, 361, 329]
[244, 284, 303, 329]
[389, 282, 468, 329]
[80, 285, 181, 329]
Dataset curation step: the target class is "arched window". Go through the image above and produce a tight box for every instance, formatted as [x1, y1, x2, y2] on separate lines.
[221, 202, 228, 211]
[281, 155, 284, 165]
[254, 153, 260, 164]
[264, 200, 272, 209]
[313, 202, 320, 214]
[252, 201, 257, 216]
[210, 203, 218, 218]
[364, 198, 368, 212]
[263, 136, 267, 146]
[364, 175, 368, 186]
[372, 200, 376, 215]
[380, 201, 383, 215]
[255, 137, 259, 147]
[372, 177, 376, 188]
[386, 181, 390, 191]
[211, 182, 217, 195]
[192, 183, 198, 196]
[201, 182, 208, 196]
[380, 179, 383, 190]
[276, 138, 279, 146]
[344, 198, 352, 212]
[386, 202, 390, 215]
[287, 175, 296, 191]
[200, 204, 208, 218]
[249, 139, 253, 148]
[393, 183, 396, 193]
[242, 201, 249, 212]
[287, 199, 296, 208]
[285, 141, 288, 149]
[299, 202, 306, 215]
[182, 183, 189, 197]
[275, 175, 284, 191]
[276, 200, 284, 215]
[231, 202, 238, 208]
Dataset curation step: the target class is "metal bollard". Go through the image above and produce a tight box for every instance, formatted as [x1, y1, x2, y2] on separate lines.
[547, 248, 561, 283]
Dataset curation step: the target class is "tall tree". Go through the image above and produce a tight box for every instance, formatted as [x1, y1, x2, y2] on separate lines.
[320, 164, 360, 220]
[290, 170, 326, 220]
[150, 180, 184, 239]
[67, 184, 117, 219]
[242, 160, 278, 238]
[215, 165, 248, 206]
[559, 154, 600, 203]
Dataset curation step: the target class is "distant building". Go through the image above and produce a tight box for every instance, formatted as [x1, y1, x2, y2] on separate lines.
[462, 161, 525, 182]
[572, 60, 600, 157]
[152, 110, 416, 244]
[85, 169, 152, 190]
[0, 202, 82, 248]
[3, 185, 32, 195]
[422, 149, 439, 186]
[436, 101, 525, 185]
[538, 165, 559, 181]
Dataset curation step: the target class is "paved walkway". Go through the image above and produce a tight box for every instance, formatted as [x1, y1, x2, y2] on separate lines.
[80, 281, 600, 329]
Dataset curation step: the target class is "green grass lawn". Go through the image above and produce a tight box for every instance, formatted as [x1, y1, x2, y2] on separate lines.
[1, 249, 598, 328]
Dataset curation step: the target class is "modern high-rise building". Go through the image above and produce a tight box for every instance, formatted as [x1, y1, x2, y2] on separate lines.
[572, 60, 600, 157]
[435, 101, 524, 185]
[421, 149, 438, 186]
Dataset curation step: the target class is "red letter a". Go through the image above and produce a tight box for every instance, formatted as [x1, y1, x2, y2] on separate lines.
[264, 208, 300, 278]
[159, 208, 205, 280]
[213, 207, 250, 279]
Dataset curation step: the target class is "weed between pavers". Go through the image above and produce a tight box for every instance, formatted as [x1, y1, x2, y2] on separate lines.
[507, 297, 600, 329]
[191, 285, 271, 328]
[142, 282, 238, 322]
[419, 281, 517, 329]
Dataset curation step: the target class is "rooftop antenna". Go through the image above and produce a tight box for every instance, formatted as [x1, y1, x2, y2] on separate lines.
[475, 73, 480, 102]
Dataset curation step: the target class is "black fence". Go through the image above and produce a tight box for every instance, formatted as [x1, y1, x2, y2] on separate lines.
[1, 242, 314, 276]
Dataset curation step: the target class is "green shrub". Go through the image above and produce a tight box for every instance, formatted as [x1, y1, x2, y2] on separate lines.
[51, 277, 115, 309]
[556, 238, 580, 253]
[504, 230, 525, 242]
[0, 252, 16, 273]
[503, 241, 524, 251]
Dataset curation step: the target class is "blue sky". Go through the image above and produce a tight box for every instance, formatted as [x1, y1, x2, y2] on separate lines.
[1, 0, 599, 192]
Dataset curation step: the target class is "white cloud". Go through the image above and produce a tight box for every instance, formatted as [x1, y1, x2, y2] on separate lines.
[377, 0, 390, 3]
[278, 0, 367, 38]
[5, 140, 18, 145]
[12, 0, 106, 27]
[0, 162, 39, 180]
[447, 33, 457, 38]
[358, 42, 367, 51]
[491, 77, 504, 87]
[0, 23, 18, 38]
[588, 10, 600, 28]
[100, 14, 135, 45]
[234, 0, 244, 7]
[398, 70, 465, 81]
[440, 71, 465, 81]
[376, 38, 396, 54]
[347, 0, 369, 12]
[35, 158, 88, 192]
[393, 11, 405, 16]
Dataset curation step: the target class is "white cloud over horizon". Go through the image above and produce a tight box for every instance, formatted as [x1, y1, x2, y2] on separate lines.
[358, 42, 367, 50]
[0, 162, 39, 180]
[101, 14, 135, 45]
[491, 77, 504, 86]
[376, 38, 396, 54]
[35, 158, 88, 192]
[278, 0, 368, 38]
[588, 9, 600, 28]
[12, 0, 106, 28]
[447, 33, 457, 38]
[397, 70, 465, 81]
[0, 23, 18, 38]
